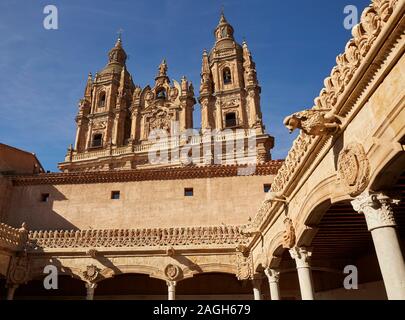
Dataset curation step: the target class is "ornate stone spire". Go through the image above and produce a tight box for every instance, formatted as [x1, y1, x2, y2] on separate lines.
[200, 49, 212, 95]
[242, 40, 258, 86]
[107, 35, 127, 66]
[214, 10, 234, 42]
[84, 72, 93, 99]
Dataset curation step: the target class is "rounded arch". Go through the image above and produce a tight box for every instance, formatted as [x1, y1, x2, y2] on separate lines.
[99, 264, 166, 282]
[98, 91, 106, 108]
[182, 263, 237, 280]
[222, 66, 232, 84]
[369, 151, 405, 191]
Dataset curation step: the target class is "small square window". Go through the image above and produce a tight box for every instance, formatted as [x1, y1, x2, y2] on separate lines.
[111, 191, 120, 200]
[41, 193, 50, 202]
[184, 188, 194, 197]
[264, 184, 272, 193]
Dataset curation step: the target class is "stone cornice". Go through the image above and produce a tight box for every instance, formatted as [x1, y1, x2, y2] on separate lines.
[249, 0, 404, 235]
[8, 161, 283, 186]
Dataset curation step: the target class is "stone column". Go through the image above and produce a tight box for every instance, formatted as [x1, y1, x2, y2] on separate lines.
[167, 281, 176, 301]
[252, 277, 262, 300]
[289, 247, 314, 300]
[85, 283, 97, 300]
[6, 284, 19, 300]
[264, 268, 281, 300]
[351, 191, 405, 300]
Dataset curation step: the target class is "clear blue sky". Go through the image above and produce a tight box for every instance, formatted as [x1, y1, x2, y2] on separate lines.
[0, 0, 370, 172]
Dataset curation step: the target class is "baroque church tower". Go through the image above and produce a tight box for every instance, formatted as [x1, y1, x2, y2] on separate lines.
[199, 13, 273, 159]
[60, 13, 273, 172]
[199, 13, 266, 134]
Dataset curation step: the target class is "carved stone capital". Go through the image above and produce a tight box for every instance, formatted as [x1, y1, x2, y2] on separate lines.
[166, 280, 177, 288]
[289, 247, 312, 269]
[264, 268, 280, 283]
[351, 191, 399, 231]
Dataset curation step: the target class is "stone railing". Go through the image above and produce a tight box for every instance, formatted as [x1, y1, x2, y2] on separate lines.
[0, 223, 28, 251]
[68, 131, 258, 163]
[251, 0, 402, 229]
[27, 225, 250, 250]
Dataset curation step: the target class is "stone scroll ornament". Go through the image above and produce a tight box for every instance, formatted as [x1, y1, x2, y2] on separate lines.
[337, 143, 370, 197]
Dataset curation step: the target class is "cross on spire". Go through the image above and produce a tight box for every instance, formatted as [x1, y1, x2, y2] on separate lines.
[117, 28, 124, 41]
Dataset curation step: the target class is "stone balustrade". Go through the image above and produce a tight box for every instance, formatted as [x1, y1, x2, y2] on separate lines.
[0, 222, 28, 251]
[27, 225, 250, 250]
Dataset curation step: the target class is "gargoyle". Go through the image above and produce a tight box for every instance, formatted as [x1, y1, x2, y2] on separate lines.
[283, 109, 342, 136]
[264, 191, 287, 203]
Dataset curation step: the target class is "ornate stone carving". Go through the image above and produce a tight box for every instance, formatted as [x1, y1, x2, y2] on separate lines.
[167, 87, 178, 101]
[27, 224, 251, 250]
[351, 191, 400, 231]
[289, 247, 312, 268]
[283, 109, 342, 136]
[236, 252, 253, 280]
[264, 268, 280, 283]
[282, 218, 296, 249]
[149, 109, 171, 132]
[92, 121, 107, 131]
[82, 264, 100, 282]
[164, 264, 181, 281]
[7, 254, 30, 285]
[338, 143, 370, 196]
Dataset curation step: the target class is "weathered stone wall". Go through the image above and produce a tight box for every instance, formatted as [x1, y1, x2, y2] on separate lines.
[5, 175, 274, 230]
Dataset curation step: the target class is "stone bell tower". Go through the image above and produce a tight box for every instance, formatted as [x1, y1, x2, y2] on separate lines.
[199, 12, 273, 160]
[74, 36, 135, 154]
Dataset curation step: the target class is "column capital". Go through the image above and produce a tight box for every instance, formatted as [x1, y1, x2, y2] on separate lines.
[351, 191, 399, 231]
[264, 268, 280, 283]
[85, 282, 97, 289]
[166, 280, 177, 288]
[289, 247, 312, 268]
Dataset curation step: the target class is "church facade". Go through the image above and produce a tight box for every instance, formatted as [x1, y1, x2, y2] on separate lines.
[1, 0, 405, 300]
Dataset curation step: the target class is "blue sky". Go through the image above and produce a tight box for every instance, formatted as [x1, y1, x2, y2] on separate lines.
[0, 0, 370, 172]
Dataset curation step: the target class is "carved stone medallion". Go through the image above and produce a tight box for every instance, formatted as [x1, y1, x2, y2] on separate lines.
[337, 143, 370, 197]
[83, 264, 100, 282]
[164, 264, 181, 281]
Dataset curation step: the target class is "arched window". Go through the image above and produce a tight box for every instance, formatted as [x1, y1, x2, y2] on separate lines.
[99, 92, 106, 107]
[225, 112, 237, 128]
[156, 88, 166, 100]
[92, 134, 103, 147]
[223, 68, 232, 84]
